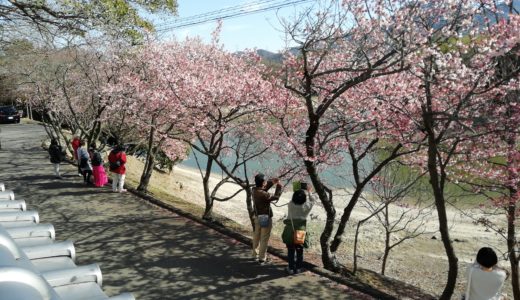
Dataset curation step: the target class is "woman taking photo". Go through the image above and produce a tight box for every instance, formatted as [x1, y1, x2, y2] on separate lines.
[281, 182, 315, 275]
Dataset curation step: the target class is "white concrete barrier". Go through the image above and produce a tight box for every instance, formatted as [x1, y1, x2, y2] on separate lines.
[43, 263, 102, 287]
[22, 241, 75, 261]
[0, 210, 39, 226]
[0, 266, 61, 300]
[0, 190, 15, 200]
[0, 186, 134, 299]
[0, 200, 26, 211]
[6, 224, 55, 240]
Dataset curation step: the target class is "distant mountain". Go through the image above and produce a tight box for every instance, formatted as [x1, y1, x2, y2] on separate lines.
[256, 49, 284, 62]
[255, 48, 300, 63]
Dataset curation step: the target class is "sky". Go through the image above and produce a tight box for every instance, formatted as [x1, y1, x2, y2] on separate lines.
[152, 0, 316, 53]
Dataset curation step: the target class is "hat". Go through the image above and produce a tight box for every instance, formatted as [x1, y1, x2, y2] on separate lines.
[254, 173, 266, 187]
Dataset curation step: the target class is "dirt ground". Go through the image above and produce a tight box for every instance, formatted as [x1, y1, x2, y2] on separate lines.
[124, 155, 512, 298]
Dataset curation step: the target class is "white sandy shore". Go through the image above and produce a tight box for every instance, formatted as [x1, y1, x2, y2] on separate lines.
[165, 163, 510, 297]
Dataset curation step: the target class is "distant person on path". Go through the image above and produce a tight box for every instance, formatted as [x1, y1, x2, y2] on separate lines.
[77, 140, 93, 184]
[463, 247, 508, 300]
[252, 173, 282, 264]
[89, 143, 108, 187]
[108, 144, 127, 193]
[281, 182, 315, 275]
[71, 135, 82, 176]
[48, 139, 64, 179]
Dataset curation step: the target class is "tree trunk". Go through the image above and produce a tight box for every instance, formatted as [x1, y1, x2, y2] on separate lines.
[425, 132, 457, 299]
[202, 157, 215, 220]
[304, 112, 341, 272]
[423, 62, 458, 300]
[137, 147, 156, 192]
[352, 221, 362, 274]
[507, 133, 519, 300]
[427, 143, 458, 300]
[381, 206, 391, 275]
[137, 117, 157, 192]
[331, 188, 363, 252]
[305, 159, 340, 271]
[507, 196, 520, 300]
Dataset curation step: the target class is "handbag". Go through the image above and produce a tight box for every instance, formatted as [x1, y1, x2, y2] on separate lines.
[290, 218, 306, 245]
[258, 214, 270, 228]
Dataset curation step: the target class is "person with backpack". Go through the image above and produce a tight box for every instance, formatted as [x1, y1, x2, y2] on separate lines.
[252, 173, 282, 264]
[281, 182, 315, 275]
[77, 140, 93, 184]
[89, 143, 108, 187]
[108, 144, 127, 193]
[48, 138, 64, 179]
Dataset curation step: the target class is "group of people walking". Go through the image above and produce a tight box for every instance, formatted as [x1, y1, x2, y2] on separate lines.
[48, 136, 127, 193]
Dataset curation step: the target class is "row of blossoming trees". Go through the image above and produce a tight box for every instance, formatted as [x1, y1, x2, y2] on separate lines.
[11, 0, 519, 298]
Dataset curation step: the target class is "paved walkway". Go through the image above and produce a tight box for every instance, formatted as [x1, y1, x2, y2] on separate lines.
[0, 123, 372, 300]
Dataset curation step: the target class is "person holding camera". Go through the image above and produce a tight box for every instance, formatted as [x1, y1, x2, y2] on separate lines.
[252, 173, 282, 264]
[281, 182, 315, 275]
[463, 247, 508, 300]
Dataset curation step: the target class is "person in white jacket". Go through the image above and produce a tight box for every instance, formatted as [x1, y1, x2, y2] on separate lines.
[282, 182, 315, 275]
[464, 247, 507, 300]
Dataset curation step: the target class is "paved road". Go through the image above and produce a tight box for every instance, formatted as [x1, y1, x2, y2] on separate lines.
[0, 123, 372, 300]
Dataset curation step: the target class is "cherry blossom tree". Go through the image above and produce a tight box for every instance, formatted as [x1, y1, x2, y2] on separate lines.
[104, 39, 195, 192]
[274, 0, 424, 275]
[373, 4, 520, 298]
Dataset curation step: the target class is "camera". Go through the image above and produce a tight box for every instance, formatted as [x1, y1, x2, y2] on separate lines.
[292, 181, 308, 191]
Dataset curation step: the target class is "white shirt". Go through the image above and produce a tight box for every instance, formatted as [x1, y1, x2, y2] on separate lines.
[287, 192, 315, 220]
[466, 263, 507, 300]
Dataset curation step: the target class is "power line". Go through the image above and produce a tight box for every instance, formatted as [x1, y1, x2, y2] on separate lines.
[156, 0, 282, 28]
[156, 0, 315, 32]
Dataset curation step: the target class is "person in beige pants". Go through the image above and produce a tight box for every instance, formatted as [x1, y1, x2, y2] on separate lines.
[251, 173, 282, 264]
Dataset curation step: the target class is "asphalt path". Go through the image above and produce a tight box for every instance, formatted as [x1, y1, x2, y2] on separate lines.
[0, 123, 372, 300]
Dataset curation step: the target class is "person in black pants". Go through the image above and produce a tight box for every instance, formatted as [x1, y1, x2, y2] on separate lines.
[281, 183, 315, 274]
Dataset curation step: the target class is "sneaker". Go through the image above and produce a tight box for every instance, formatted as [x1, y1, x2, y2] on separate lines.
[295, 268, 305, 274]
[258, 258, 271, 265]
[78, 173, 83, 177]
[119, 189, 127, 193]
[285, 267, 295, 275]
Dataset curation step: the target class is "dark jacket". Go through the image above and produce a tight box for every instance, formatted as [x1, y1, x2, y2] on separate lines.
[90, 150, 103, 167]
[48, 144, 63, 164]
[253, 181, 282, 218]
